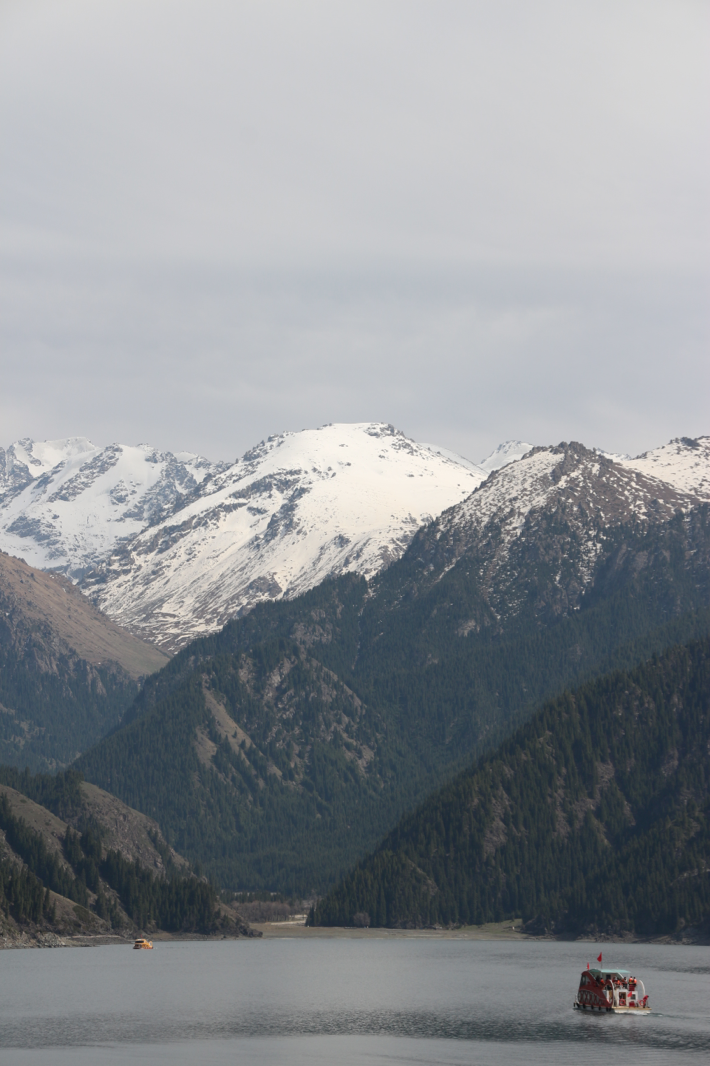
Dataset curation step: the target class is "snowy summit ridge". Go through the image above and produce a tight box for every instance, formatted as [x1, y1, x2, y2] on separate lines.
[0, 437, 222, 578]
[478, 440, 534, 473]
[1, 426, 707, 652]
[82, 423, 486, 648]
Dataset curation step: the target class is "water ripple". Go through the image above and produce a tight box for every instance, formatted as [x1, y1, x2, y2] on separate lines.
[1, 1007, 707, 1053]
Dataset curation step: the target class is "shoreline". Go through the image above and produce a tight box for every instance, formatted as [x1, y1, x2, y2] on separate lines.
[252, 919, 709, 945]
[2, 918, 708, 949]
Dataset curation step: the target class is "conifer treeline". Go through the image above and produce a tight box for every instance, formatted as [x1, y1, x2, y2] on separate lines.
[0, 855, 54, 926]
[0, 794, 90, 904]
[0, 766, 85, 816]
[0, 785, 221, 933]
[310, 636, 710, 936]
[100, 849, 219, 931]
[75, 504, 710, 893]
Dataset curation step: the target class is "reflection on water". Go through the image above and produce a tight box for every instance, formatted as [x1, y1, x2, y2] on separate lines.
[0, 937, 708, 1065]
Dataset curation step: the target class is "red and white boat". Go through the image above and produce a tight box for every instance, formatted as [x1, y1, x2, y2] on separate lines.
[574, 964, 650, 1013]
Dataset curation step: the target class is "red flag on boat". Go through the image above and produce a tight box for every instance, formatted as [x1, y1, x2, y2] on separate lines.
[597, 952, 603, 964]
[587, 962, 590, 969]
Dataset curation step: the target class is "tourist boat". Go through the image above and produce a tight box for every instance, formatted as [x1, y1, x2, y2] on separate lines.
[574, 964, 650, 1013]
[133, 938, 153, 950]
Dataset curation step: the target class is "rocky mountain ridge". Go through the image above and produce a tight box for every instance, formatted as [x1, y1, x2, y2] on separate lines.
[72, 424, 487, 648]
[0, 437, 223, 579]
[0, 551, 168, 771]
[1, 428, 707, 655]
[74, 434, 710, 891]
[403, 439, 708, 629]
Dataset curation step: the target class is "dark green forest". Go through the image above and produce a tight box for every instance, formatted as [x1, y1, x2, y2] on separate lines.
[75, 503, 710, 893]
[0, 856, 53, 926]
[0, 777, 222, 933]
[0, 765, 85, 816]
[310, 635, 710, 936]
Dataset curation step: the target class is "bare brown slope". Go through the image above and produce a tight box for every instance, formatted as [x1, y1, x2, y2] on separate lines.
[0, 786, 69, 862]
[77, 782, 188, 873]
[0, 782, 185, 874]
[0, 781, 257, 945]
[0, 551, 169, 679]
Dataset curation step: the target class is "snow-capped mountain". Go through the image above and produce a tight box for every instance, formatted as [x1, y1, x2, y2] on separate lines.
[0, 438, 223, 578]
[618, 436, 710, 499]
[1, 426, 707, 653]
[82, 423, 486, 648]
[410, 437, 708, 626]
[478, 439, 533, 473]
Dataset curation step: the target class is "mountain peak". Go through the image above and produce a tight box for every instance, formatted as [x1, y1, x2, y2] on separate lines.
[479, 439, 534, 473]
[82, 422, 487, 648]
[0, 438, 225, 576]
[620, 435, 710, 500]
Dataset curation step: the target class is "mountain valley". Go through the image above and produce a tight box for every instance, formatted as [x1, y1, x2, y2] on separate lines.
[1, 425, 709, 930]
[75, 438, 710, 894]
[310, 634, 710, 939]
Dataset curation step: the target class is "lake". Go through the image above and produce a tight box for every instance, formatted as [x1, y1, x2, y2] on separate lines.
[0, 936, 708, 1065]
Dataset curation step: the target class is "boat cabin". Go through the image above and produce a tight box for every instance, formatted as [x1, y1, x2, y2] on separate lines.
[575, 967, 649, 1012]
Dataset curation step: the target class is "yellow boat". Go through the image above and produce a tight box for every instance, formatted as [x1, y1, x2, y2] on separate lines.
[133, 938, 153, 950]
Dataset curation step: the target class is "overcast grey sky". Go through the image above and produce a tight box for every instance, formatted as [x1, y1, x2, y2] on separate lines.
[1, 0, 708, 464]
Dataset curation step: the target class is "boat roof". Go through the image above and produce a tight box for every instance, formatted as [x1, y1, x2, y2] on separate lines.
[586, 968, 631, 977]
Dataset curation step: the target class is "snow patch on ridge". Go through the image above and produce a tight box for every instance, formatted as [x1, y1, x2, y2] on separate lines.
[619, 436, 710, 501]
[479, 440, 534, 473]
[0, 438, 225, 577]
[420, 443, 486, 476]
[85, 423, 486, 648]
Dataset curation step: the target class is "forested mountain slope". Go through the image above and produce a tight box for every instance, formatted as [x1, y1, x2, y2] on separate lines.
[0, 552, 169, 771]
[0, 766, 254, 943]
[310, 636, 710, 938]
[75, 443, 710, 893]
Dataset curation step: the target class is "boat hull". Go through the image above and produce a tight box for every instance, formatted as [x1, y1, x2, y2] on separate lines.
[574, 1001, 650, 1014]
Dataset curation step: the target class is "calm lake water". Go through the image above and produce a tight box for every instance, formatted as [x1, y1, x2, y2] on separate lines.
[0, 936, 708, 1065]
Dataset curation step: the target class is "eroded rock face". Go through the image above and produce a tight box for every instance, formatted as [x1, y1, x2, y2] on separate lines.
[390, 440, 707, 631]
[0, 437, 224, 579]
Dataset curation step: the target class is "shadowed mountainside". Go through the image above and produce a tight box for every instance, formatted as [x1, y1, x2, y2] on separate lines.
[309, 635, 710, 939]
[75, 447, 710, 892]
[0, 551, 169, 771]
[0, 766, 256, 944]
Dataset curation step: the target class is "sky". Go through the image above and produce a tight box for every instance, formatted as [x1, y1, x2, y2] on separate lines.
[1, 0, 708, 465]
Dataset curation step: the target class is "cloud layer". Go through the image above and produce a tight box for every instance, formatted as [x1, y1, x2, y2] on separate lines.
[1, 0, 708, 462]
